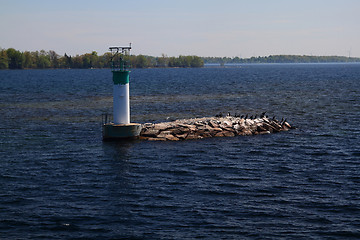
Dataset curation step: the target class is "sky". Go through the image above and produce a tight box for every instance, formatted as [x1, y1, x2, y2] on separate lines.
[1, 0, 359, 58]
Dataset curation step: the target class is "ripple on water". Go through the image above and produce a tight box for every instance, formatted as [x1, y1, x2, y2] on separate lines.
[1, 66, 360, 239]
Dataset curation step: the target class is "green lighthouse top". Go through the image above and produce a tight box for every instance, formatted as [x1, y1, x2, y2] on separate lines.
[109, 44, 131, 71]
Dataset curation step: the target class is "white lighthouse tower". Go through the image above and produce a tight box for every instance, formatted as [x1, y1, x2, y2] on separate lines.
[102, 45, 142, 140]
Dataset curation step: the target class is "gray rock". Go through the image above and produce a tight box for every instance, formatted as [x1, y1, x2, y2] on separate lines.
[141, 128, 159, 137]
[139, 116, 292, 141]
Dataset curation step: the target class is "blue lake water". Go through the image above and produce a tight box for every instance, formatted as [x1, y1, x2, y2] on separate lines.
[1, 64, 360, 239]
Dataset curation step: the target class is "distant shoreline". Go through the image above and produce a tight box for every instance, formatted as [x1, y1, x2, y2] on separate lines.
[203, 55, 360, 65]
[2, 61, 360, 71]
[1, 47, 359, 70]
[205, 62, 360, 67]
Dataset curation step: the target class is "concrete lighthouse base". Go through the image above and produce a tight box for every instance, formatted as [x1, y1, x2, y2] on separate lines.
[102, 123, 142, 141]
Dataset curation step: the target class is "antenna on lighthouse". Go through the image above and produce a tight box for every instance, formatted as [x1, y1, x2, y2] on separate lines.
[109, 43, 132, 70]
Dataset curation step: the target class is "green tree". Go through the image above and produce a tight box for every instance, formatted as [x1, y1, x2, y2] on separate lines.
[168, 57, 180, 67]
[72, 55, 83, 68]
[190, 56, 204, 67]
[90, 51, 99, 68]
[101, 52, 112, 68]
[48, 50, 59, 68]
[156, 54, 168, 67]
[23, 51, 35, 68]
[82, 54, 91, 68]
[178, 55, 191, 67]
[36, 50, 51, 68]
[6, 48, 24, 69]
[135, 55, 149, 68]
[0, 49, 8, 69]
[62, 53, 72, 68]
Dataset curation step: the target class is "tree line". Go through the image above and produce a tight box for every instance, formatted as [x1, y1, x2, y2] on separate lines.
[0, 48, 204, 69]
[203, 55, 360, 64]
[2, 47, 359, 70]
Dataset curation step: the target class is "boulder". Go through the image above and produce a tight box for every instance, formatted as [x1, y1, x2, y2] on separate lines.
[188, 125, 197, 132]
[223, 120, 232, 126]
[177, 123, 193, 128]
[208, 121, 219, 129]
[219, 122, 232, 129]
[244, 119, 255, 126]
[157, 130, 172, 138]
[201, 132, 213, 138]
[185, 134, 202, 140]
[165, 135, 180, 141]
[175, 133, 188, 140]
[223, 127, 236, 133]
[282, 125, 290, 131]
[233, 124, 243, 131]
[141, 128, 160, 137]
[256, 125, 268, 132]
[138, 136, 150, 140]
[223, 131, 235, 137]
[268, 122, 281, 132]
[215, 132, 225, 137]
[258, 131, 271, 135]
[196, 129, 206, 135]
[284, 122, 292, 129]
[241, 129, 253, 136]
[262, 123, 274, 133]
[153, 122, 173, 131]
[194, 122, 205, 127]
[170, 127, 189, 135]
[147, 137, 166, 141]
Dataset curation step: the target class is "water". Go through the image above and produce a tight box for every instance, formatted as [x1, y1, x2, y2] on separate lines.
[1, 64, 360, 239]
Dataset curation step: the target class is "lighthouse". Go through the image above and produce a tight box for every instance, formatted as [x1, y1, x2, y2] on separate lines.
[102, 44, 142, 140]
[112, 52, 130, 125]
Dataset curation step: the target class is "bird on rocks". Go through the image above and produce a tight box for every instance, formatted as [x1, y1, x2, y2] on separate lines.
[260, 112, 266, 118]
[240, 115, 244, 119]
[254, 114, 257, 119]
[244, 114, 248, 120]
[227, 112, 231, 117]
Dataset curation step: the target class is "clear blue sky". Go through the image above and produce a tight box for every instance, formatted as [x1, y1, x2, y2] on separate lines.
[1, 0, 359, 57]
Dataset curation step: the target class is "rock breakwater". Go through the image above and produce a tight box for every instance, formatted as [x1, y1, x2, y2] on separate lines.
[140, 116, 293, 141]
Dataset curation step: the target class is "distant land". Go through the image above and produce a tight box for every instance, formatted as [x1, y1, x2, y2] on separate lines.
[203, 55, 360, 64]
[0, 48, 203, 69]
[1, 47, 359, 70]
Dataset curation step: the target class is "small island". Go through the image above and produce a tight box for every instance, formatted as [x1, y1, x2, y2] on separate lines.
[139, 115, 293, 141]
